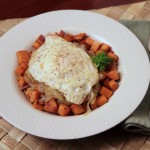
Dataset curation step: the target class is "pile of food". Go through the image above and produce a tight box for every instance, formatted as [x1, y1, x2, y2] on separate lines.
[15, 31, 120, 116]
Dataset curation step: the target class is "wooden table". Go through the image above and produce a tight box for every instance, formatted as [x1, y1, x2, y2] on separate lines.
[0, 1, 150, 150]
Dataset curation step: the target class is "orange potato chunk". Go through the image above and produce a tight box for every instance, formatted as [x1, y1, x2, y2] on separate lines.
[103, 78, 111, 89]
[33, 35, 45, 49]
[33, 42, 41, 49]
[91, 41, 101, 52]
[58, 30, 65, 37]
[70, 104, 85, 115]
[97, 95, 108, 106]
[18, 76, 29, 90]
[36, 35, 45, 45]
[16, 50, 30, 65]
[44, 99, 58, 114]
[15, 63, 28, 76]
[108, 52, 119, 62]
[20, 63, 28, 70]
[109, 80, 119, 91]
[57, 104, 70, 116]
[106, 69, 120, 80]
[15, 66, 25, 76]
[100, 86, 113, 99]
[100, 44, 110, 52]
[74, 33, 86, 42]
[25, 88, 40, 103]
[96, 49, 103, 55]
[33, 100, 43, 111]
[63, 33, 74, 42]
[85, 37, 94, 46]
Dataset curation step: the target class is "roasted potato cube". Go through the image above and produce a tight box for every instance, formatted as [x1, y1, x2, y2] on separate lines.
[16, 50, 30, 65]
[106, 69, 120, 80]
[74, 33, 86, 42]
[58, 30, 65, 37]
[108, 52, 119, 62]
[18, 76, 29, 90]
[25, 88, 40, 103]
[70, 104, 85, 115]
[97, 95, 108, 106]
[58, 104, 70, 116]
[85, 37, 94, 46]
[96, 49, 103, 55]
[33, 42, 41, 49]
[109, 80, 119, 91]
[103, 78, 111, 89]
[91, 41, 101, 52]
[63, 33, 74, 42]
[15, 63, 28, 76]
[100, 44, 110, 52]
[44, 99, 58, 114]
[33, 100, 43, 111]
[100, 86, 113, 99]
[36, 35, 45, 44]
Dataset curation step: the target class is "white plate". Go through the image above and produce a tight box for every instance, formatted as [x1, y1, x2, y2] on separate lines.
[0, 10, 149, 139]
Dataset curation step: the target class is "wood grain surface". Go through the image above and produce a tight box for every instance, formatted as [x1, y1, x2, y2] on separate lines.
[0, 1, 150, 150]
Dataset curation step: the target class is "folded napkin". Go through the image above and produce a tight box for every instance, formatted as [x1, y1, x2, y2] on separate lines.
[120, 20, 150, 135]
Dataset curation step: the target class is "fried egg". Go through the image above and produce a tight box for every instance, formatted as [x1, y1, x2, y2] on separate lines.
[28, 35, 99, 104]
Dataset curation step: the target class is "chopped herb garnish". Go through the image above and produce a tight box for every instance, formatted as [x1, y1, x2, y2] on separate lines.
[91, 52, 112, 71]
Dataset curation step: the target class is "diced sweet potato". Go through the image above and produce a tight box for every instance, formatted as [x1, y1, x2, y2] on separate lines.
[106, 69, 120, 80]
[38, 100, 45, 105]
[90, 100, 98, 110]
[58, 30, 65, 37]
[33, 42, 41, 49]
[100, 44, 110, 52]
[18, 76, 29, 90]
[15, 66, 25, 76]
[70, 104, 85, 115]
[103, 78, 111, 89]
[74, 33, 86, 42]
[32, 35, 45, 49]
[33, 100, 43, 111]
[20, 63, 28, 70]
[57, 104, 70, 116]
[36, 35, 45, 45]
[100, 86, 113, 99]
[91, 41, 101, 52]
[109, 80, 119, 91]
[44, 99, 58, 114]
[63, 33, 74, 42]
[25, 88, 40, 103]
[108, 52, 119, 62]
[16, 50, 30, 65]
[85, 37, 94, 46]
[96, 49, 103, 55]
[80, 39, 86, 45]
[15, 63, 28, 76]
[97, 95, 108, 106]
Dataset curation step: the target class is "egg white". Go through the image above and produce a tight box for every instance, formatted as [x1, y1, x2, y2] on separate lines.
[28, 35, 99, 104]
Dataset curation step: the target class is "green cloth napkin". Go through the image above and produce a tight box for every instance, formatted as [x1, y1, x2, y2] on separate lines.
[120, 20, 150, 135]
